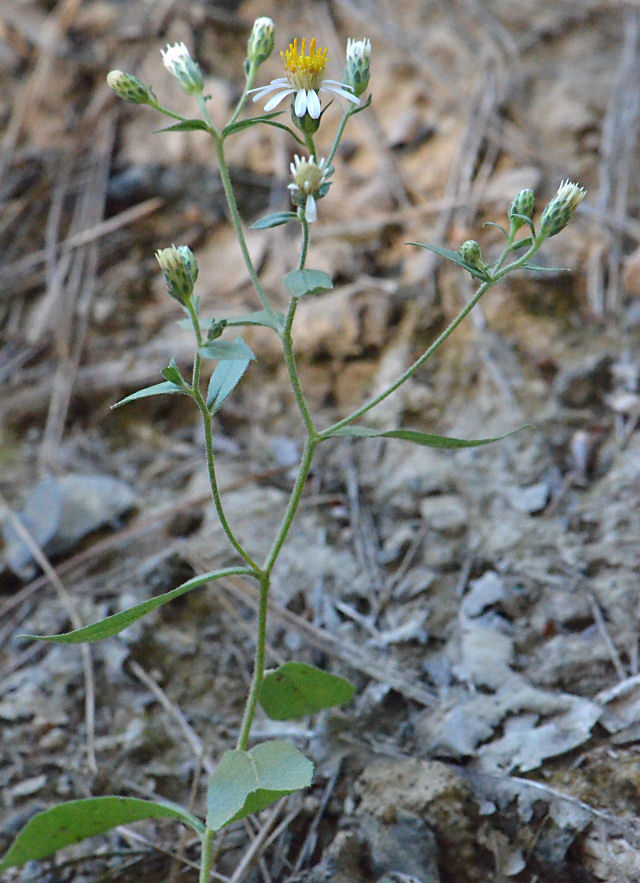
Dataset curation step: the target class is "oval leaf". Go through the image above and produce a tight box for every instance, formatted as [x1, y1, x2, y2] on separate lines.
[283, 269, 333, 299]
[20, 567, 252, 644]
[206, 741, 313, 832]
[199, 337, 256, 361]
[207, 358, 251, 412]
[326, 424, 532, 448]
[0, 796, 204, 872]
[260, 662, 355, 720]
[111, 381, 185, 409]
[251, 211, 299, 230]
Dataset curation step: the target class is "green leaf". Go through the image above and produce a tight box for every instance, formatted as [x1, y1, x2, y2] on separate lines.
[325, 424, 532, 448]
[199, 337, 256, 361]
[522, 263, 571, 273]
[251, 211, 299, 230]
[161, 358, 185, 386]
[206, 741, 313, 832]
[207, 358, 251, 412]
[407, 241, 491, 282]
[111, 381, 185, 410]
[225, 309, 285, 333]
[260, 662, 355, 720]
[223, 113, 305, 145]
[349, 93, 373, 116]
[283, 269, 333, 299]
[483, 220, 508, 238]
[509, 237, 533, 251]
[156, 119, 212, 133]
[222, 111, 283, 136]
[21, 567, 251, 643]
[0, 796, 204, 872]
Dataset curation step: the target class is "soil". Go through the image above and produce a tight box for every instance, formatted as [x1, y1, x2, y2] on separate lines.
[1, 0, 640, 881]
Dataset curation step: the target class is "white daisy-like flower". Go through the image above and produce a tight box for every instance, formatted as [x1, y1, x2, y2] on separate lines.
[250, 37, 359, 120]
[287, 154, 332, 222]
[160, 42, 203, 95]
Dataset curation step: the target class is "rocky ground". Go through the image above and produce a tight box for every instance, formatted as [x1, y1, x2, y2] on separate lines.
[2, 0, 640, 880]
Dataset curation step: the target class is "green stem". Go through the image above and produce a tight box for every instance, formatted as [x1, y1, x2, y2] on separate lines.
[236, 571, 270, 750]
[235, 435, 317, 750]
[327, 106, 354, 165]
[195, 394, 262, 573]
[303, 131, 317, 157]
[282, 296, 315, 436]
[214, 136, 276, 318]
[227, 61, 257, 128]
[187, 299, 203, 390]
[264, 436, 317, 575]
[298, 213, 310, 271]
[320, 238, 545, 437]
[147, 98, 192, 123]
[199, 828, 216, 883]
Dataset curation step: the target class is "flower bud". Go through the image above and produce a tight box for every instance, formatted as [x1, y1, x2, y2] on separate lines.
[459, 239, 484, 269]
[106, 70, 151, 104]
[177, 245, 198, 284]
[155, 245, 197, 305]
[508, 188, 535, 229]
[207, 319, 228, 341]
[539, 180, 587, 238]
[247, 17, 275, 69]
[344, 38, 371, 97]
[160, 43, 204, 95]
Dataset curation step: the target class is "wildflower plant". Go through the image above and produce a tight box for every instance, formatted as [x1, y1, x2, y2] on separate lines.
[1, 19, 587, 882]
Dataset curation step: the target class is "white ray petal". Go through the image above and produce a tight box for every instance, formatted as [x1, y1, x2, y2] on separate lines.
[263, 89, 295, 111]
[306, 89, 322, 119]
[306, 194, 317, 222]
[294, 89, 308, 117]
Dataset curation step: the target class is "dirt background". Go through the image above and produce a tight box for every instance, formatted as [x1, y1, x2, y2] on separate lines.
[2, 0, 640, 880]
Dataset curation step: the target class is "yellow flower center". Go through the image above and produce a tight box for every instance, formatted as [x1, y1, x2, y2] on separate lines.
[282, 38, 328, 91]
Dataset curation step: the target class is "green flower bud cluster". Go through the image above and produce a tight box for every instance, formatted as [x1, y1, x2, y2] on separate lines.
[508, 188, 535, 230]
[344, 38, 371, 97]
[247, 17, 275, 69]
[539, 180, 587, 238]
[161, 42, 204, 95]
[155, 245, 198, 305]
[106, 70, 151, 105]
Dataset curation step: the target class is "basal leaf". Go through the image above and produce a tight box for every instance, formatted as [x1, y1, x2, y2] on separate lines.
[283, 269, 333, 299]
[251, 211, 299, 230]
[111, 381, 185, 409]
[325, 424, 532, 448]
[260, 662, 355, 720]
[206, 741, 313, 832]
[0, 796, 203, 871]
[20, 567, 252, 643]
[199, 337, 256, 361]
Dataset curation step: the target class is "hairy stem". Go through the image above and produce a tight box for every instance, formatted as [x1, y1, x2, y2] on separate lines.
[321, 237, 545, 436]
[214, 136, 276, 318]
